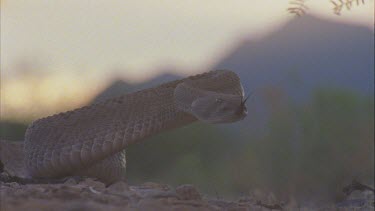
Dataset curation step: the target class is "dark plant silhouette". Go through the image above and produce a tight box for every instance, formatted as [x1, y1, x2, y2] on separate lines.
[288, 0, 367, 16]
[331, 0, 366, 15]
[287, 0, 309, 16]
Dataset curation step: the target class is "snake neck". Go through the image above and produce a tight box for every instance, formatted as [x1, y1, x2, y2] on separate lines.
[24, 73, 222, 178]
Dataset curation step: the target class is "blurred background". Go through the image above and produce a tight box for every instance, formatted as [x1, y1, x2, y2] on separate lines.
[1, 0, 374, 205]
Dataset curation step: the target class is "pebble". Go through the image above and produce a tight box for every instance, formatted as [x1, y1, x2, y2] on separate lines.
[8, 182, 20, 188]
[107, 181, 129, 192]
[175, 184, 202, 200]
[64, 177, 78, 185]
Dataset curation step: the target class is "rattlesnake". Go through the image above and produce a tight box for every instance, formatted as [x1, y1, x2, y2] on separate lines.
[0, 70, 247, 183]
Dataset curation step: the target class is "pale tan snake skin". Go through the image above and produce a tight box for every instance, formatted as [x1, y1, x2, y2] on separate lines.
[0, 70, 247, 183]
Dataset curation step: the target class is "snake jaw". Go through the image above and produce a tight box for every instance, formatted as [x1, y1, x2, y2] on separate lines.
[237, 93, 250, 119]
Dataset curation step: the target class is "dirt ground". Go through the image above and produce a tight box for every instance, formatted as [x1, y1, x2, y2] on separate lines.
[0, 173, 373, 211]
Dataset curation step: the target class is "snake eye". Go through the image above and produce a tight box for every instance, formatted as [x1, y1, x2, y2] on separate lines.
[215, 98, 223, 103]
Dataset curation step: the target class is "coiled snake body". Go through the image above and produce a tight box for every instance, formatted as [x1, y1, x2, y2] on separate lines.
[0, 70, 247, 183]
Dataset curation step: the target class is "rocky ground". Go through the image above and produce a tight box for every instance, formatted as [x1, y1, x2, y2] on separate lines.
[0, 173, 373, 211]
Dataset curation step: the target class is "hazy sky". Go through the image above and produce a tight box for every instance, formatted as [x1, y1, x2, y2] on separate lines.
[1, 0, 374, 120]
[2, 0, 373, 81]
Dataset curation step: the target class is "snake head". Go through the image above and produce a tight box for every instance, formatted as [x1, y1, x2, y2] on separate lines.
[190, 93, 247, 124]
[174, 70, 248, 124]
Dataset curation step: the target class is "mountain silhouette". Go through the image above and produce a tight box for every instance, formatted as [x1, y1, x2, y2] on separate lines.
[212, 15, 373, 101]
[91, 79, 132, 103]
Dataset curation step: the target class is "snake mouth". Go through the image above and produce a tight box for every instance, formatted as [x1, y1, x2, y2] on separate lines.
[241, 94, 250, 107]
[238, 94, 250, 117]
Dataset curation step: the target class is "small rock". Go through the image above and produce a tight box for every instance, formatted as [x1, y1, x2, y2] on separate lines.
[0, 172, 9, 181]
[64, 177, 78, 185]
[107, 181, 129, 192]
[175, 184, 202, 200]
[79, 178, 105, 190]
[8, 182, 20, 188]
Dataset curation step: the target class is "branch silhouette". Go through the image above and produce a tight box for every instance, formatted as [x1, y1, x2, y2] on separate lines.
[287, 0, 367, 16]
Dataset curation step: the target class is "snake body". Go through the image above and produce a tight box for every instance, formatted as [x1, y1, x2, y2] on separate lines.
[0, 70, 246, 183]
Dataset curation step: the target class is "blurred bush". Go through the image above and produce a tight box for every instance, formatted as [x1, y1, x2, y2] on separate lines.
[127, 88, 374, 202]
[0, 121, 28, 141]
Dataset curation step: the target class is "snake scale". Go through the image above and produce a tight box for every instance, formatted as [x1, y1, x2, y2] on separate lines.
[0, 70, 247, 184]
